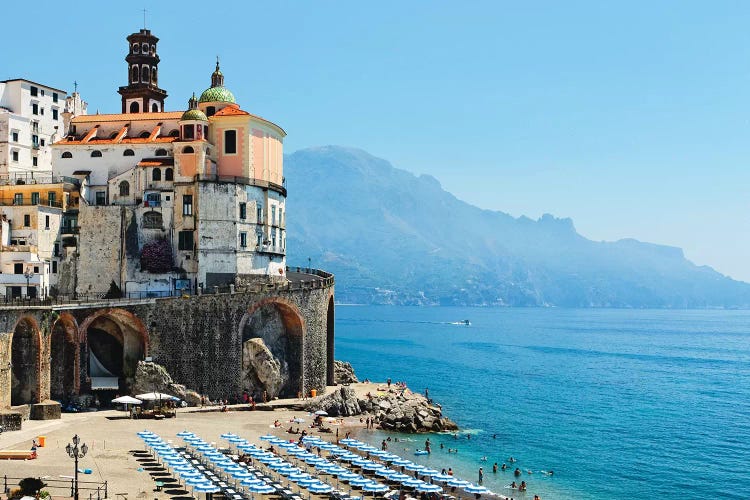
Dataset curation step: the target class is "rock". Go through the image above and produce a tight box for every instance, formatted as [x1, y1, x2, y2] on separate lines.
[334, 360, 359, 384]
[242, 338, 285, 399]
[132, 361, 207, 406]
[304, 387, 361, 417]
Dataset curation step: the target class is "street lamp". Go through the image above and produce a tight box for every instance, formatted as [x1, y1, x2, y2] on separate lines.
[23, 267, 33, 298]
[308, 256, 311, 272]
[66, 434, 88, 500]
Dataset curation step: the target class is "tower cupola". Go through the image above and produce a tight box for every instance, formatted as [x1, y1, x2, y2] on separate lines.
[199, 58, 236, 116]
[117, 29, 168, 114]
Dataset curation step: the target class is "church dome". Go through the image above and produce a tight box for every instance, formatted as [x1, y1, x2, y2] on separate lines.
[181, 108, 208, 121]
[199, 86, 236, 104]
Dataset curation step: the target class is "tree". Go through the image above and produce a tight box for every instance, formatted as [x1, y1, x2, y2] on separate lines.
[140, 238, 173, 273]
[18, 477, 46, 495]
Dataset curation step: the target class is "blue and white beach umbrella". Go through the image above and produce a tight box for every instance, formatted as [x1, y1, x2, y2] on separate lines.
[349, 478, 376, 488]
[232, 470, 254, 480]
[375, 467, 394, 477]
[380, 453, 401, 462]
[269, 461, 292, 471]
[416, 483, 443, 493]
[240, 478, 264, 487]
[260, 434, 276, 440]
[446, 479, 472, 488]
[432, 474, 454, 482]
[194, 483, 221, 493]
[339, 438, 359, 445]
[385, 472, 411, 482]
[246, 483, 276, 494]
[176, 430, 194, 437]
[420, 469, 441, 477]
[401, 479, 426, 489]
[391, 459, 411, 467]
[220, 432, 237, 439]
[289, 472, 313, 481]
[369, 450, 389, 457]
[362, 483, 389, 494]
[339, 452, 360, 461]
[465, 485, 490, 495]
[185, 476, 211, 485]
[404, 463, 426, 472]
[358, 445, 379, 453]
[308, 483, 334, 494]
[339, 473, 363, 482]
[296, 477, 321, 487]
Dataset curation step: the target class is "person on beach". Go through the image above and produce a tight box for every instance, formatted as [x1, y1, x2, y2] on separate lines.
[441, 468, 447, 475]
[425, 387, 429, 399]
[478, 467, 484, 485]
[387, 378, 392, 388]
[447, 468, 453, 476]
[382, 440, 388, 451]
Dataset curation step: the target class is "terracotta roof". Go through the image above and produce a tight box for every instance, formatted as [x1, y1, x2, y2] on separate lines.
[213, 104, 249, 117]
[72, 111, 183, 123]
[59, 136, 178, 145]
[138, 158, 174, 167]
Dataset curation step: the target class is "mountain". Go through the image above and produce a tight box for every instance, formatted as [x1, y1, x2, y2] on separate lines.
[285, 146, 750, 308]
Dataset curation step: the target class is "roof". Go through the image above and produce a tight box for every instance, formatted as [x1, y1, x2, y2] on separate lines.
[72, 111, 183, 123]
[213, 105, 249, 117]
[72, 170, 92, 176]
[59, 136, 178, 146]
[181, 108, 208, 121]
[199, 86, 236, 104]
[0, 78, 67, 94]
[138, 158, 174, 167]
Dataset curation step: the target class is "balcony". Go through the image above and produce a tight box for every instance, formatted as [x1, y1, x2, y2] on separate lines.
[61, 225, 79, 235]
[256, 244, 285, 256]
[0, 273, 41, 285]
[0, 197, 63, 208]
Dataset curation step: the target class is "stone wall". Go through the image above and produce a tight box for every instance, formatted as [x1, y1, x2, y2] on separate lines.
[76, 205, 125, 294]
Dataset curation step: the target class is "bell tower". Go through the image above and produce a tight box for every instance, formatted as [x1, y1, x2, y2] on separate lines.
[117, 29, 168, 113]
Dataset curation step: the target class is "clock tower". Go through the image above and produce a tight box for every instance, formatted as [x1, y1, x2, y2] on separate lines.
[117, 29, 168, 113]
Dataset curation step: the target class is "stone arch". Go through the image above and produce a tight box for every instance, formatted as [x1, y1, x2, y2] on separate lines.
[326, 294, 335, 385]
[79, 309, 149, 394]
[49, 313, 79, 401]
[10, 316, 42, 405]
[240, 298, 305, 399]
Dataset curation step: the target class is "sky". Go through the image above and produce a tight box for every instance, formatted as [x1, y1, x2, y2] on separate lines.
[3, 1, 750, 280]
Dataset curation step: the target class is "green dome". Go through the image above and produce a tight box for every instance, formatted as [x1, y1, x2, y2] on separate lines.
[181, 108, 208, 121]
[199, 86, 236, 104]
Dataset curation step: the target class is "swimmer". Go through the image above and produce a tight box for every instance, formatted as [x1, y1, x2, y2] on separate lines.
[501, 463, 507, 471]
[492, 462, 498, 473]
[519, 481, 527, 492]
[527, 469, 533, 474]
[514, 468, 521, 477]
[510, 481, 517, 489]
[481, 456, 487, 461]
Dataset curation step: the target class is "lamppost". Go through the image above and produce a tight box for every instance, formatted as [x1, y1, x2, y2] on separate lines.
[23, 267, 32, 298]
[308, 257, 311, 272]
[66, 434, 88, 500]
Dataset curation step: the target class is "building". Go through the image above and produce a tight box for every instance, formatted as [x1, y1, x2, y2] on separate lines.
[0, 79, 86, 178]
[52, 29, 288, 297]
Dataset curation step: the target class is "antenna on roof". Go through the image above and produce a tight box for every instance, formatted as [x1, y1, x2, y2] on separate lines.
[142, 8, 147, 29]
[73, 80, 78, 94]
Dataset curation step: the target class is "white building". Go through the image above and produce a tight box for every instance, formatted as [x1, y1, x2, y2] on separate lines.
[0, 79, 85, 179]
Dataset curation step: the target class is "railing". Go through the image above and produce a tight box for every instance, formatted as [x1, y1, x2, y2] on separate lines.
[194, 174, 287, 197]
[2, 475, 107, 499]
[0, 173, 80, 186]
[61, 225, 80, 234]
[0, 197, 63, 208]
[256, 244, 285, 255]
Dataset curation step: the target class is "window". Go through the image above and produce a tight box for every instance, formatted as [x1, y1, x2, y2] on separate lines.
[40, 139, 45, 147]
[48, 192, 56, 206]
[123, 149, 135, 156]
[32, 103, 38, 115]
[11, 151, 18, 162]
[14, 263, 23, 274]
[239, 202, 247, 220]
[183, 125, 194, 139]
[206, 106, 216, 116]
[155, 148, 167, 156]
[30, 86, 38, 96]
[32, 157, 38, 167]
[169, 129, 179, 137]
[40, 108, 44, 116]
[31, 192, 39, 205]
[133, 43, 139, 54]
[130, 101, 139, 113]
[139, 131, 150, 138]
[178, 230, 193, 251]
[119, 181, 130, 196]
[143, 211, 162, 229]
[182, 146, 194, 154]
[141, 42, 149, 53]
[14, 193, 23, 205]
[271, 206, 276, 225]
[23, 214, 30, 227]
[257, 206, 263, 223]
[45, 215, 49, 229]
[52, 261, 57, 273]
[142, 66, 150, 83]
[145, 192, 161, 207]
[152, 168, 161, 181]
[131, 66, 139, 83]
[91, 150, 102, 158]
[279, 208, 283, 226]
[224, 130, 237, 154]
[151, 103, 159, 112]
[32, 134, 39, 148]
[52, 108, 58, 120]
[11, 132, 18, 142]
[33, 266, 39, 274]
[95, 191, 106, 206]
[257, 232, 263, 247]
[183, 195, 193, 216]
[165, 168, 173, 181]
[53, 92, 58, 103]
[240, 232, 247, 248]
[32, 122, 38, 132]
[54, 243, 59, 256]
[271, 228, 277, 247]
[152, 67, 158, 84]
[61, 151, 72, 159]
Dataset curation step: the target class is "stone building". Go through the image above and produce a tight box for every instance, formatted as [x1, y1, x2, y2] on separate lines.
[0, 29, 334, 422]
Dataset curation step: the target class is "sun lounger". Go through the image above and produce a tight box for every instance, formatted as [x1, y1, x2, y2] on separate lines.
[0, 449, 37, 460]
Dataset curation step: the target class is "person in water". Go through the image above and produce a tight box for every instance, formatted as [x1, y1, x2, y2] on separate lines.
[447, 468, 453, 476]
[519, 481, 527, 492]
[501, 463, 507, 471]
[492, 462, 498, 473]
[478, 467, 484, 485]
[514, 468, 522, 477]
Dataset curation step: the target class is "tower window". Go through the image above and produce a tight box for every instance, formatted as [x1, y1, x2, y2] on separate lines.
[239, 202, 247, 220]
[141, 65, 150, 83]
[152, 168, 161, 181]
[131, 65, 139, 83]
[165, 168, 173, 181]
[183, 125, 194, 140]
[91, 150, 102, 158]
[152, 67, 157, 84]
[155, 148, 167, 156]
[206, 106, 216, 117]
[182, 146, 194, 154]
[119, 181, 130, 196]
[141, 42, 149, 53]
[130, 101, 139, 113]
[123, 149, 135, 156]
[61, 151, 72, 159]
[224, 130, 237, 154]
[151, 103, 159, 112]
[133, 43, 140, 54]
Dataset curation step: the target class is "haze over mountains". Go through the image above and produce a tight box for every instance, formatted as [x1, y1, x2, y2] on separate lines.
[285, 146, 750, 308]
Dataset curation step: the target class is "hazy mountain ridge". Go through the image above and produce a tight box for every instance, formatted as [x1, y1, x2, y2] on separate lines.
[285, 146, 750, 308]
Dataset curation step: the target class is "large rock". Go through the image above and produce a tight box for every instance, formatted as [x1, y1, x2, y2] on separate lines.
[132, 361, 207, 406]
[334, 360, 359, 384]
[363, 388, 458, 433]
[242, 338, 285, 399]
[304, 386, 362, 416]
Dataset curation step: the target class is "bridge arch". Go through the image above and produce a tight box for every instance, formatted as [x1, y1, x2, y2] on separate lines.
[49, 313, 80, 401]
[239, 297, 305, 399]
[10, 316, 42, 405]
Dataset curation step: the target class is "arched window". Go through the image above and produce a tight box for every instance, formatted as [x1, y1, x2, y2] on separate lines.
[206, 106, 216, 116]
[152, 67, 157, 84]
[123, 149, 135, 156]
[155, 149, 167, 156]
[130, 101, 139, 113]
[133, 43, 140, 54]
[91, 150, 102, 158]
[139, 131, 150, 138]
[141, 42, 149, 53]
[141, 66, 150, 83]
[165, 168, 173, 181]
[143, 211, 163, 229]
[61, 151, 72, 159]
[168, 129, 179, 137]
[151, 103, 159, 112]
[183, 125, 194, 140]
[182, 146, 194, 154]
[152, 168, 161, 181]
[119, 181, 130, 196]
[131, 65, 139, 82]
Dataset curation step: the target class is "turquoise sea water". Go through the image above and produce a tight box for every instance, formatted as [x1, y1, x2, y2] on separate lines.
[334, 306, 750, 500]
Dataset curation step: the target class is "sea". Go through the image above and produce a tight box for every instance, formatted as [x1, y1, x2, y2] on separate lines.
[334, 305, 750, 500]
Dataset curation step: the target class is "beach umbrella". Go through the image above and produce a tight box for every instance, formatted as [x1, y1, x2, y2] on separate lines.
[289, 472, 313, 481]
[391, 459, 411, 467]
[432, 474, 454, 482]
[240, 478, 265, 487]
[277, 441, 299, 449]
[351, 458, 372, 467]
[385, 472, 411, 482]
[324, 465, 349, 475]
[404, 463, 426, 472]
[176, 430, 194, 437]
[269, 461, 292, 471]
[358, 445, 379, 453]
[369, 450, 389, 457]
[375, 468, 395, 477]
[259, 434, 276, 440]
[269, 438, 287, 445]
[364, 463, 387, 472]
[447, 479, 472, 488]
[362, 483, 389, 494]
[304, 456, 328, 465]
[401, 479, 425, 489]
[222, 464, 245, 473]
[112, 395, 142, 405]
[465, 485, 490, 495]
[308, 483, 334, 494]
[314, 410, 328, 416]
[339, 452, 360, 461]
[350, 478, 376, 488]
[259, 455, 284, 464]
[314, 460, 335, 469]
[320, 443, 340, 451]
[278, 466, 302, 475]
[220, 432, 238, 439]
[420, 469, 441, 477]
[339, 438, 359, 445]
[172, 464, 195, 472]
[339, 473, 363, 482]
[232, 470, 254, 480]
[296, 477, 321, 487]
[380, 453, 401, 462]
[228, 436, 246, 444]
[416, 484, 442, 493]
[194, 483, 221, 494]
[137, 430, 155, 436]
[185, 476, 211, 485]
[135, 392, 180, 401]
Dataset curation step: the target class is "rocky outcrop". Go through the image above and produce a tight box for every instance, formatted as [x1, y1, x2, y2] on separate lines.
[242, 338, 285, 399]
[304, 386, 362, 416]
[365, 389, 458, 433]
[132, 361, 207, 406]
[334, 360, 359, 384]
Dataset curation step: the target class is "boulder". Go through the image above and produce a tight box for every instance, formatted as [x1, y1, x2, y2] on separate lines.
[334, 360, 359, 384]
[132, 361, 207, 406]
[304, 386, 361, 417]
[242, 338, 285, 399]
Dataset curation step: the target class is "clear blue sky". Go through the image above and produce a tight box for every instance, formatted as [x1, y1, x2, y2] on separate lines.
[4, 1, 750, 280]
